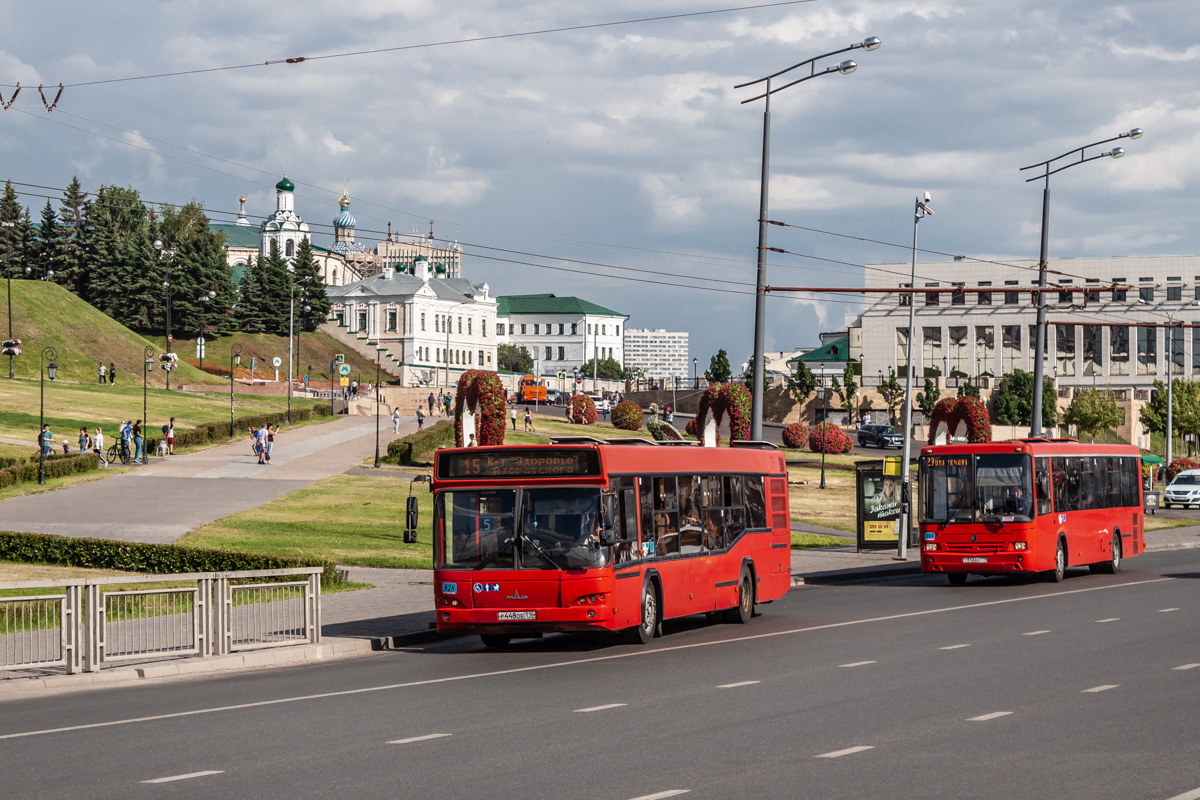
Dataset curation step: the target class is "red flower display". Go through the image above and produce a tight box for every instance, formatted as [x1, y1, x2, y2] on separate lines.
[808, 422, 850, 454]
[782, 422, 809, 449]
[453, 370, 507, 447]
[685, 417, 698, 437]
[928, 396, 992, 445]
[694, 382, 752, 445]
[568, 393, 598, 425]
[1168, 458, 1200, 481]
[612, 400, 644, 431]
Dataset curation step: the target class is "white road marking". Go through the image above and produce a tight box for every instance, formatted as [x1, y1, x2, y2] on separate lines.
[387, 733, 453, 744]
[1172, 664, 1200, 671]
[1082, 685, 1119, 693]
[141, 771, 223, 784]
[0, 576, 1173, 741]
[573, 703, 627, 713]
[626, 791, 689, 800]
[717, 681, 761, 689]
[1023, 630, 1051, 636]
[840, 660, 877, 667]
[968, 711, 1013, 721]
[1165, 787, 1200, 800]
[816, 745, 874, 759]
[1159, 608, 1180, 613]
[939, 644, 971, 650]
[1096, 618, 1120, 623]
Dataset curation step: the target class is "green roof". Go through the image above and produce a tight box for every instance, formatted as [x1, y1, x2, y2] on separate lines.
[794, 336, 849, 363]
[211, 222, 260, 248]
[496, 293, 626, 318]
[276, 176, 295, 192]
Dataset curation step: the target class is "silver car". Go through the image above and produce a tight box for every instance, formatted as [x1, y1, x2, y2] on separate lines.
[1163, 469, 1200, 508]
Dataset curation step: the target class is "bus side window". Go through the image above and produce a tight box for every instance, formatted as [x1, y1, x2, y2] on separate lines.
[639, 478, 654, 555]
[653, 476, 680, 555]
[1052, 457, 1068, 512]
[745, 476, 767, 529]
[1035, 458, 1053, 516]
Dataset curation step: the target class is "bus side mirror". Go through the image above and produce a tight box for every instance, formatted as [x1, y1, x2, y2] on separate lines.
[600, 493, 616, 529]
[599, 529, 618, 547]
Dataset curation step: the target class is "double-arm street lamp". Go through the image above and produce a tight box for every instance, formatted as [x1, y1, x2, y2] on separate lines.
[736, 36, 881, 442]
[229, 343, 243, 437]
[288, 277, 312, 424]
[143, 345, 155, 449]
[1020, 127, 1143, 437]
[39, 347, 58, 484]
[3, 220, 14, 379]
[153, 239, 175, 390]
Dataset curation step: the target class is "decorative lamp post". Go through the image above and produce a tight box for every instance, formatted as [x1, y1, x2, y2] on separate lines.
[736, 36, 882, 442]
[374, 349, 383, 468]
[143, 345, 154, 447]
[1020, 128, 1142, 437]
[154, 239, 175, 390]
[819, 376, 828, 490]
[39, 346, 58, 484]
[3, 220, 14, 379]
[693, 357, 698, 389]
[229, 343, 242, 437]
[196, 289, 216, 372]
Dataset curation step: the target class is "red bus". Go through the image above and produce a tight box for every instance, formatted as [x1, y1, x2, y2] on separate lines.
[919, 438, 1144, 584]
[431, 440, 792, 647]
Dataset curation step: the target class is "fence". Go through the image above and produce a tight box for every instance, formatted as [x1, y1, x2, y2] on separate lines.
[0, 567, 322, 675]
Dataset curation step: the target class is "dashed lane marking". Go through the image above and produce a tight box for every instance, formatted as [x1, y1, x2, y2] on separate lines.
[387, 733, 453, 744]
[1165, 788, 1200, 800]
[1172, 664, 1200, 671]
[141, 771, 223, 784]
[1159, 608, 1180, 613]
[717, 681, 761, 689]
[0, 576, 1172, 741]
[816, 746, 874, 759]
[968, 712, 1014, 721]
[840, 661, 877, 667]
[1082, 685, 1119, 693]
[939, 644, 971, 650]
[626, 791, 689, 800]
[1023, 630, 1051, 636]
[1096, 618, 1120, 623]
[574, 704, 627, 713]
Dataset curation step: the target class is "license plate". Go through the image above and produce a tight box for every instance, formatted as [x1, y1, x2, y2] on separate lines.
[962, 556, 988, 563]
[497, 611, 536, 621]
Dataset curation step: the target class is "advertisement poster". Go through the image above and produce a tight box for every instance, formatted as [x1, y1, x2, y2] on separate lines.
[856, 461, 903, 549]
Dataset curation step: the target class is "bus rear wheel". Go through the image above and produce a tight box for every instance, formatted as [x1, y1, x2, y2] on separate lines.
[480, 634, 511, 649]
[1091, 534, 1122, 574]
[724, 570, 754, 624]
[947, 572, 968, 586]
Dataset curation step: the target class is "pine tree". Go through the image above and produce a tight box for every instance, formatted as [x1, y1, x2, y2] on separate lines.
[256, 240, 291, 333]
[56, 176, 90, 298]
[292, 238, 330, 332]
[0, 181, 23, 279]
[706, 349, 732, 383]
[236, 255, 267, 333]
[34, 201, 67, 282]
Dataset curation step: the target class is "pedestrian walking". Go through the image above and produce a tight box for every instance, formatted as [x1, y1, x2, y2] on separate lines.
[468, 433, 478, 447]
[444, 395, 452, 416]
[392, 407, 401, 434]
[78, 427, 89, 455]
[416, 406, 425, 431]
[166, 417, 176, 455]
[255, 425, 268, 464]
[265, 424, 277, 463]
[98, 362, 106, 384]
[510, 406, 517, 430]
[93, 427, 105, 467]
[38, 423, 52, 455]
[524, 407, 533, 432]
[108, 362, 116, 385]
[428, 392, 435, 415]
[120, 420, 132, 459]
[132, 419, 144, 463]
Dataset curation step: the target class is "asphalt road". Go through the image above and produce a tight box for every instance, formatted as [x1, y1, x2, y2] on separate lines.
[4, 549, 1200, 800]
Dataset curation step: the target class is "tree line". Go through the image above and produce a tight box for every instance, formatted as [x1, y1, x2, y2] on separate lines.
[0, 179, 330, 339]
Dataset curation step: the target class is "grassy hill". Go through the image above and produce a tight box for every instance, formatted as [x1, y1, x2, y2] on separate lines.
[174, 331, 383, 384]
[0, 279, 222, 387]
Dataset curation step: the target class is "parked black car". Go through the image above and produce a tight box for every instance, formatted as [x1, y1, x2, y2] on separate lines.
[857, 424, 904, 449]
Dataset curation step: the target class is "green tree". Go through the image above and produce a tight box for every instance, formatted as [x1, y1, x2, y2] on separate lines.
[786, 359, 818, 407]
[957, 380, 981, 398]
[706, 349, 731, 383]
[56, 176, 90, 298]
[831, 362, 859, 409]
[915, 377, 939, 420]
[1065, 386, 1124, 442]
[579, 356, 623, 381]
[877, 367, 904, 424]
[0, 181, 24, 279]
[86, 185, 158, 329]
[497, 343, 533, 373]
[1140, 379, 1200, 447]
[991, 369, 1059, 428]
[292, 238, 330, 332]
[35, 200, 68, 282]
[236, 255, 268, 333]
[255, 240, 291, 333]
[742, 357, 770, 394]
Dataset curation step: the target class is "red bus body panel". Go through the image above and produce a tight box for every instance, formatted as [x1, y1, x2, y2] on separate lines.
[432, 443, 792, 637]
[919, 439, 1144, 578]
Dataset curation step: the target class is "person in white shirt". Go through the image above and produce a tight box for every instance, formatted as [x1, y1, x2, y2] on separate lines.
[392, 407, 401, 434]
[93, 427, 105, 467]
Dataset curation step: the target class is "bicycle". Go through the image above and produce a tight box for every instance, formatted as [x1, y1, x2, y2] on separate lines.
[106, 442, 131, 466]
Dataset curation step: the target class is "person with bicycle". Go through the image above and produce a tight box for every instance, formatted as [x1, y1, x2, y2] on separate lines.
[120, 421, 132, 461]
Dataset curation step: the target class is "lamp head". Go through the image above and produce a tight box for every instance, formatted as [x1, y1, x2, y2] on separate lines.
[47, 362, 57, 380]
[1109, 147, 1125, 159]
[146, 359, 154, 373]
[837, 60, 857, 75]
[861, 36, 882, 51]
[1128, 128, 1143, 139]
[1137, 298, 1148, 305]
[153, 239, 163, 250]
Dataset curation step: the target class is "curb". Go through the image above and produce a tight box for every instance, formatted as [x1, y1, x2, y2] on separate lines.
[797, 562, 922, 585]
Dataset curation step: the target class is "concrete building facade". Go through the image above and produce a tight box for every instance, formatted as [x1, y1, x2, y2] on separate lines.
[496, 294, 627, 377]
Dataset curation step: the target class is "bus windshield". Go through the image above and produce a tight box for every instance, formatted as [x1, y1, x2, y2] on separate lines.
[922, 453, 1033, 523]
[436, 487, 608, 570]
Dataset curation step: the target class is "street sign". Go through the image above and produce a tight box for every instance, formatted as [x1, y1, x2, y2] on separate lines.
[575, 377, 582, 385]
[272, 357, 282, 368]
[303, 375, 309, 383]
[340, 377, 350, 387]
[335, 353, 345, 364]
[196, 336, 205, 345]
[250, 356, 257, 370]
[167, 334, 173, 343]
[557, 371, 565, 380]
[339, 363, 352, 377]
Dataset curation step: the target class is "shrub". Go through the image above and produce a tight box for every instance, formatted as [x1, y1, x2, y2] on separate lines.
[685, 417, 698, 437]
[0, 531, 342, 587]
[842, 433, 855, 454]
[385, 420, 455, 466]
[0, 451, 100, 489]
[143, 405, 331, 455]
[612, 400, 644, 431]
[1168, 458, 1200, 482]
[808, 422, 849, 454]
[568, 394, 598, 425]
[782, 423, 808, 449]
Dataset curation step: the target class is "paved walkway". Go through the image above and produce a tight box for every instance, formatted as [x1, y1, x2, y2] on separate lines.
[0, 415, 416, 543]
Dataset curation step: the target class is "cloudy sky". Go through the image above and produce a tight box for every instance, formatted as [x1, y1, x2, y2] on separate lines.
[2, 1, 1197, 367]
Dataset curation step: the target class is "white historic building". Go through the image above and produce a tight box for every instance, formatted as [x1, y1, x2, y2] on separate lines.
[624, 328, 689, 380]
[495, 294, 627, 377]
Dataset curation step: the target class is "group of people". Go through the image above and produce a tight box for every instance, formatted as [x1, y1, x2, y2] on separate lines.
[96, 362, 117, 385]
[42, 418, 176, 466]
[509, 405, 534, 431]
[427, 392, 453, 416]
[248, 423, 278, 465]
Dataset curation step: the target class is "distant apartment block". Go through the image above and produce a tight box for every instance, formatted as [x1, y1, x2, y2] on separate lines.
[625, 328, 690, 379]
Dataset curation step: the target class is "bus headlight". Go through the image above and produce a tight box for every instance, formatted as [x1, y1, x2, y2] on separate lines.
[925, 543, 937, 551]
[1013, 542, 1027, 550]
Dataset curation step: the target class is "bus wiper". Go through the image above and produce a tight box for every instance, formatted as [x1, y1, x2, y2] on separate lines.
[520, 535, 562, 570]
[980, 509, 1006, 528]
[475, 536, 516, 569]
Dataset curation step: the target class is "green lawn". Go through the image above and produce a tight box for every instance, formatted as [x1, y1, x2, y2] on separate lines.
[182, 473, 436, 569]
[792, 532, 853, 548]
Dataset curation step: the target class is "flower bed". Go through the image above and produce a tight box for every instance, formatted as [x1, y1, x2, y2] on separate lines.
[782, 422, 808, 449]
[808, 422, 850, 454]
[612, 400, 644, 431]
[568, 394, 598, 425]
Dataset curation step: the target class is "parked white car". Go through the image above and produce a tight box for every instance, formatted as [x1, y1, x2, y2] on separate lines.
[1163, 469, 1200, 508]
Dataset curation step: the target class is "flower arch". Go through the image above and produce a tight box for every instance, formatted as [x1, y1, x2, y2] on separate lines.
[928, 396, 992, 446]
[453, 369, 506, 447]
[694, 382, 752, 446]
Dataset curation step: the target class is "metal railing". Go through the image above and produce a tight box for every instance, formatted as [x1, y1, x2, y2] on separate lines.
[1, 567, 322, 675]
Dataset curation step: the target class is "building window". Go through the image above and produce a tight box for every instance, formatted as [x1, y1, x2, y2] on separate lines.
[559, 323, 564, 335]
[534, 324, 540, 335]
[1005, 281, 1019, 305]
[358, 311, 367, 332]
[558, 346, 565, 360]
[1056, 325, 1076, 376]
[923, 327, 942, 374]
[1002, 326, 1021, 373]
[420, 313, 426, 332]
[572, 323, 578, 335]
[468, 318, 472, 335]
[482, 319, 487, 337]
[616, 326, 620, 336]
[1193, 328, 1200, 375]
[977, 289, 992, 305]
[521, 324, 527, 335]
[1110, 327, 1129, 375]
[899, 292, 911, 307]
[386, 311, 397, 332]
[948, 326, 967, 374]
[478, 350, 484, 366]
[458, 317, 462, 334]
[1083, 326, 1103, 377]
[1058, 289, 1073, 304]
[951, 284, 965, 305]
[896, 328, 909, 372]
[1137, 326, 1157, 375]
[1169, 326, 1185, 372]
[1113, 287, 1127, 302]
[1140, 287, 1155, 303]
[925, 289, 939, 307]
[1168, 286, 1182, 302]
[286, 240, 294, 258]
[545, 346, 552, 361]
[588, 324, 592, 335]
[1028, 324, 1048, 371]
[487, 352, 492, 366]
[436, 348, 441, 363]
[975, 326, 994, 375]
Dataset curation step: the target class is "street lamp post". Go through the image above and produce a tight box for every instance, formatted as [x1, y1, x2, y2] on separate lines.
[229, 344, 242, 437]
[819, 377, 828, 490]
[143, 345, 154, 449]
[153, 240, 175, 390]
[39, 347, 58, 484]
[374, 349, 382, 468]
[736, 36, 881, 442]
[1020, 128, 1143, 437]
[195, 289, 216, 372]
[288, 278, 311, 425]
[3, 220, 14, 379]
[693, 357, 698, 390]
[898, 193, 934, 561]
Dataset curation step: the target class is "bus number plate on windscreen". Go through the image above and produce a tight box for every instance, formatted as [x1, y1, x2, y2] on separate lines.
[498, 611, 536, 621]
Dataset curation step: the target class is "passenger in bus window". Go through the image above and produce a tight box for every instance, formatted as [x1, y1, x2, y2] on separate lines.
[1006, 486, 1030, 517]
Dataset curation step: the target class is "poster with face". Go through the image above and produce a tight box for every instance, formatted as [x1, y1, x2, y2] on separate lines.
[857, 465, 902, 546]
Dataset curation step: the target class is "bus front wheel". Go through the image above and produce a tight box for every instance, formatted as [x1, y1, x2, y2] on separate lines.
[947, 572, 968, 586]
[626, 583, 659, 645]
[480, 634, 511, 649]
[1048, 539, 1067, 583]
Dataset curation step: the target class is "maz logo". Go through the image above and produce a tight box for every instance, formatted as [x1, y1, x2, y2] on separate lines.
[506, 592, 527, 601]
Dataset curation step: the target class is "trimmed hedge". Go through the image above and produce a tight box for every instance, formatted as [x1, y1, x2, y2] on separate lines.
[0, 451, 100, 489]
[384, 419, 455, 466]
[143, 404, 332, 454]
[0, 530, 342, 587]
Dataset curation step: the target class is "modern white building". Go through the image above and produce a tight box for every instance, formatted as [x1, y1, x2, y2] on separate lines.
[854, 254, 1200, 391]
[624, 328, 689, 380]
[496, 294, 627, 376]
